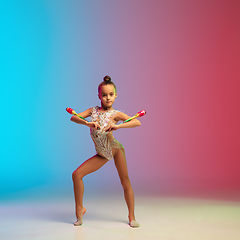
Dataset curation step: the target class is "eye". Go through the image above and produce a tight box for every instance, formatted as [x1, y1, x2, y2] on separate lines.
[110, 93, 114, 96]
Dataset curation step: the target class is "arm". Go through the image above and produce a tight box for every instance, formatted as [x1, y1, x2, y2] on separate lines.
[70, 108, 91, 125]
[116, 112, 141, 127]
[118, 118, 141, 129]
[105, 112, 141, 131]
[70, 108, 101, 130]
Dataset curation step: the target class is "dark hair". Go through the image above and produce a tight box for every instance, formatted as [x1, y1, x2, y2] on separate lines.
[98, 75, 117, 93]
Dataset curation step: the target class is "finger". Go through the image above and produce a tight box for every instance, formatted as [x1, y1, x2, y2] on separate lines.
[105, 126, 111, 132]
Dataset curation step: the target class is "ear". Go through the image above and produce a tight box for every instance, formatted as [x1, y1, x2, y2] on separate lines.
[98, 93, 101, 100]
[115, 92, 117, 98]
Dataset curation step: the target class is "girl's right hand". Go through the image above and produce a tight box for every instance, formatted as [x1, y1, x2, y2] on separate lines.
[86, 122, 101, 130]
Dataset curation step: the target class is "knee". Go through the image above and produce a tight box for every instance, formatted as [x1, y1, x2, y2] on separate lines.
[72, 169, 83, 181]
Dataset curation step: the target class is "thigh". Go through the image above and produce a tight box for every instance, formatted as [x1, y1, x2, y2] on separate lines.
[113, 148, 130, 181]
[74, 154, 109, 178]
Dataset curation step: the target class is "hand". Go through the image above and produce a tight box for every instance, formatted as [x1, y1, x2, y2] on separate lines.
[86, 122, 101, 130]
[104, 123, 120, 132]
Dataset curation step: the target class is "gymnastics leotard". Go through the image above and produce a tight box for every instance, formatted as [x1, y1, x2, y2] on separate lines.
[90, 106, 124, 160]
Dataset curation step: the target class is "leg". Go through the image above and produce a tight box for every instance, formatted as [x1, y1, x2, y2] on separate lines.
[113, 148, 140, 227]
[72, 154, 108, 225]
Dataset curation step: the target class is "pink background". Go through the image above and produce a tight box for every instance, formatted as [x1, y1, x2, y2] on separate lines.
[90, 0, 240, 194]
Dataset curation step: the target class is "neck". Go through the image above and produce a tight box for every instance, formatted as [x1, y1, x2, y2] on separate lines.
[100, 104, 113, 111]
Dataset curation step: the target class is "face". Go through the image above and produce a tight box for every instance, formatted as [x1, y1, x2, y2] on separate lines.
[98, 84, 117, 110]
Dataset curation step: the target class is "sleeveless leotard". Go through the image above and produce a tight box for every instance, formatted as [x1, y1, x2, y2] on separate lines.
[90, 106, 124, 160]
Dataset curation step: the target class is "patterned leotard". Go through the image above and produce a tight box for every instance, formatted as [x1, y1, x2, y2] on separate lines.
[90, 106, 124, 160]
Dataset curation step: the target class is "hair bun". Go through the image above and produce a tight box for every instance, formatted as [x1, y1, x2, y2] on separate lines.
[103, 75, 111, 82]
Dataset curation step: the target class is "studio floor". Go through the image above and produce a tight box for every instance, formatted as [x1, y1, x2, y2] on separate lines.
[1, 189, 240, 240]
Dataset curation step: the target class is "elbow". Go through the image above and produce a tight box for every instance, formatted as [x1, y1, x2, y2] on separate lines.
[136, 119, 141, 127]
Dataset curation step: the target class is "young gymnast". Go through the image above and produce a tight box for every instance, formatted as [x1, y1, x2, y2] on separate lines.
[70, 75, 141, 228]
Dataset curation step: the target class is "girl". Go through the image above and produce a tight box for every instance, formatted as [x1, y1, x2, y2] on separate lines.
[70, 75, 141, 228]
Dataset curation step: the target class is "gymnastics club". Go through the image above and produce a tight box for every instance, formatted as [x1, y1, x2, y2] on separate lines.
[66, 107, 87, 121]
[123, 110, 146, 123]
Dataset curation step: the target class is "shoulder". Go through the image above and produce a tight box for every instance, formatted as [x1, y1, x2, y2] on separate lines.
[91, 106, 99, 113]
[77, 107, 95, 118]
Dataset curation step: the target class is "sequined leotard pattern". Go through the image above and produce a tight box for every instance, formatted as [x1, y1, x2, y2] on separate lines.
[90, 106, 124, 160]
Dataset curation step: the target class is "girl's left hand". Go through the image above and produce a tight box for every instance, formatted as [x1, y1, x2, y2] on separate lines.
[105, 123, 120, 132]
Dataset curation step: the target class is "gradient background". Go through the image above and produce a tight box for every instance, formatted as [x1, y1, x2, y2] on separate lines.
[1, 0, 240, 199]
